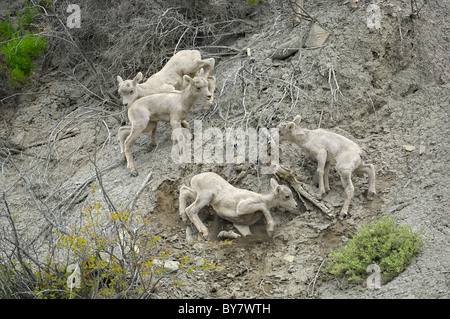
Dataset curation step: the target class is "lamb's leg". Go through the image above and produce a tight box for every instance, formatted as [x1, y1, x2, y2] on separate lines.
[200, 58, 215, 79]
[170, 119, 189, 163]
[118, 126, 131, 164]
[315, 149, 328, 199]
[185, 191, 214, 240]
[356, 163, 376, 200]
[204, 76, 216, 110]
[179, 185, 197, 221]
[323, 160, 331, 193]
[233, 224, 252, 236]
[181, 120, 190, 129]
[170, 120, 183, 146]
[338, 169, 355, 218]
[237, 201, 276, 237]
[124, 122, 146, 177]
[293, 0, 304, 25]
[145, 122, 157, 151]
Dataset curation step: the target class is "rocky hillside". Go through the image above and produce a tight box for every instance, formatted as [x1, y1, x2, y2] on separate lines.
[0, 0, 448, 299]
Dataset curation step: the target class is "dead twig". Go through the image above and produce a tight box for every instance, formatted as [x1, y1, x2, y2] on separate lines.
[307, 258, 327, 297]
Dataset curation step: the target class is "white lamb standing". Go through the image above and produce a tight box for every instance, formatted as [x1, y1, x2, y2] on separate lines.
[277, 115, 376, 218]
[117, 49, 215, 109]
[118, 70, 212, 176]
[179, 172, 298, 240]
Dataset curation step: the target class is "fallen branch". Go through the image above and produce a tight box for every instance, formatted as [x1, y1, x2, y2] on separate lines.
[269, 162, 333, 218]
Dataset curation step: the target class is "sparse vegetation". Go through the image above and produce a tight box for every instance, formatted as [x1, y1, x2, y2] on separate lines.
[0, 1, 47, 86]
[323, 216, 424, 284]
[0, 0, 447, 299]
[0, 184, 222, 299]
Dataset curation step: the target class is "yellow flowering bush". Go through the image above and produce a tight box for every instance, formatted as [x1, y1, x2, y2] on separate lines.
[28, 184, 223, 299]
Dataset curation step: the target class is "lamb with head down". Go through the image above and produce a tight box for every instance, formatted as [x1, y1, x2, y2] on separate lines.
[277, 115, 376, 218]
[179, 172, 298, 240]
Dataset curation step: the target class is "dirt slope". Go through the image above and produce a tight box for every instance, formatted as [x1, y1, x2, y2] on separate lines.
[0, 0, 448, 299]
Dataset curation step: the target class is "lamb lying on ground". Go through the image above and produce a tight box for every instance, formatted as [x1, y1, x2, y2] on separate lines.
[118, 70, 211, 176]
[277, 115, 376, 218]
[117, 49, 215, 109]
[179, 172, 298, 240]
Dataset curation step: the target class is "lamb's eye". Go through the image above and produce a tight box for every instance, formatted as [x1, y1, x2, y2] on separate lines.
[285, 195, 290, 199]
[196, 87, 201, 91]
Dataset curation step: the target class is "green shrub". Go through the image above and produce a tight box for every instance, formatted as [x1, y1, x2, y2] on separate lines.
[0, 1, 47, 86]
[324, 216, 424, 283]
[1, 31, 46, 85]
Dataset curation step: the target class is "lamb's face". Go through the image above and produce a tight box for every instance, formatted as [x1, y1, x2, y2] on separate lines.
[117, 72, 143, 107]
[277, 121, 295, 142]
[117, 79, 139, 107]
[190, 76, 212, 100]
[275, 185, 298, 212]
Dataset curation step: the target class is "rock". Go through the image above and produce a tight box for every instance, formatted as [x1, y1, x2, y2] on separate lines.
[402, 144, 416, 152]
[186, 226, 195, 244]
[283, 254, 295, 263]
[419, 143, 426, 155]
[152, 259, 180, 272]
[304, 23, 330, 48]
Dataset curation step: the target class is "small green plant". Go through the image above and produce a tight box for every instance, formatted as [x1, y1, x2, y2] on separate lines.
[0, 1, 47, 86]
[324, 216, 423, 283]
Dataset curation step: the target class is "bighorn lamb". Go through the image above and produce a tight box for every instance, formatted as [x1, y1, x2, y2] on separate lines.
[118, 71, 211, 176]
[277, 115, 376, 218]
[179, 172, 298, 240]
[117, 50, 215, 109]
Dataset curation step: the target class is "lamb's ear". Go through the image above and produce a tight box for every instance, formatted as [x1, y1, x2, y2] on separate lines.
[287, 122, 296, 131]
[198, 68, 205, 77]
[183, 74, 193, 83]
[270, 178, 279, 190]
[275, 185, 281, 194]
[117, 76, 123, 84]
[133, 72, 143, 84]
[293, 115, 302, 125]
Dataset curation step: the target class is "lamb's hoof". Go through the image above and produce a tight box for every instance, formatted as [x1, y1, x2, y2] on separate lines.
[338, 213, 348, 221]
[130, 171, 139, 177]
[202, 234, 211, 242]
[367, 191, 376, 201]
[267, 230, 274, 238]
